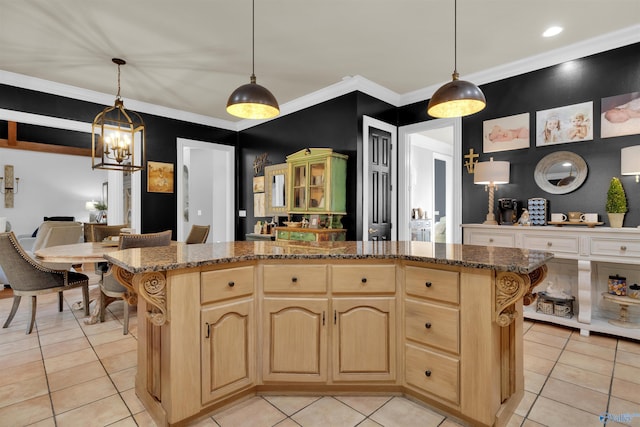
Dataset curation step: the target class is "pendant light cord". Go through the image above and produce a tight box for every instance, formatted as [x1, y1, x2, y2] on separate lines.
[116, 63, 122, 99]
[453, 0, 458, 75]
[251, 0, 255, 77]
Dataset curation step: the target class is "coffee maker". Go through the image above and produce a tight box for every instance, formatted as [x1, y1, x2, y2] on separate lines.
[498, 198, 519, 225]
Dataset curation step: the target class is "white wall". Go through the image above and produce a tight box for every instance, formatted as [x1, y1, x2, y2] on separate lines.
[0, 148, 107, 235]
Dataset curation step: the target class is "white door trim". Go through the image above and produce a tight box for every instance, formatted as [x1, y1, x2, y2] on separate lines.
[362, 116, 397, 241]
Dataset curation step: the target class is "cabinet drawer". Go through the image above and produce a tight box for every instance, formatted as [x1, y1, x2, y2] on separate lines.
[405, 344, 459, 404]
[332, 265, 396, 293]
[405, 299, 459, 354]
[405, 266, 459, 304]
[465, 231, 514, 247]
[201, 266, 254, 304]
[522, 234, 578, 254]
[590, 237, 640, 260]
[263, 265, 327, 293]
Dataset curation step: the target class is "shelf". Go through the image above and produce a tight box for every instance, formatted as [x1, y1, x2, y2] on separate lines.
[547, 221, 604, 228]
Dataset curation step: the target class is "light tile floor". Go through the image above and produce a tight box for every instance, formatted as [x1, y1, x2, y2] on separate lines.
[1, 283, 640, 427]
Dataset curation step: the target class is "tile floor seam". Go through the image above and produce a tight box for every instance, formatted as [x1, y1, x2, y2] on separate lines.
[520, 328, 573, 424]
[601, 340, 619, 426]
[35, 319, 60, 427]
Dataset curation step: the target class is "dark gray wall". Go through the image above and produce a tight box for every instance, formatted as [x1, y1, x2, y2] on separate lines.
[400, 42, 640, 227]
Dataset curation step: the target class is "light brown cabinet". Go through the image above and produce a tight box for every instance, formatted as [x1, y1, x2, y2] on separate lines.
[200, 265, 255, 403]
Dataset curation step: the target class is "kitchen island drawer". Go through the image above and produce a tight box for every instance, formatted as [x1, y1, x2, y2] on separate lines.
[405, 266, 459, 304]
[405, 299, 459, 354]
[201, 266, 254, 304]
[405, 343, 459, 404]
[263, 264, 327, 293]
[331, 264, 395, 293]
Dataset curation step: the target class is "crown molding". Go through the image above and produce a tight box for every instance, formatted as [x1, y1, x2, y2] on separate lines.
[401, 24, 640, 106]
[2, 24, 638, 132]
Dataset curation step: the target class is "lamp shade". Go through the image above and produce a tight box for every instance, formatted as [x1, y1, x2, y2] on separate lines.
[427, 73, 487, 118]
[621, 145, 640, 176]
[226, 74, 280, 119]
[474, 158, 510, 185]
[85, 201, 97, 211]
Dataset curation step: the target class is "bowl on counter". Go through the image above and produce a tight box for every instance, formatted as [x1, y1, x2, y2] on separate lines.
[283, 221, 302, 228]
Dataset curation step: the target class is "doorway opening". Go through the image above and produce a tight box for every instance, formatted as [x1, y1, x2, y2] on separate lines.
[176, 138, 235, 242]
[398, 118, 462, 243]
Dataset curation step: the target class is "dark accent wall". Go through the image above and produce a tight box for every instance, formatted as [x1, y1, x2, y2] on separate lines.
[0, 84, 236, 238]
[400, 42, 640, 228]
[237, 92, 396, 240]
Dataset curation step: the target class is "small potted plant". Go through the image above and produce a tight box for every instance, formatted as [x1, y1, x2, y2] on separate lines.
[606, 177, 627, 228]
[93, 201, 108, 223]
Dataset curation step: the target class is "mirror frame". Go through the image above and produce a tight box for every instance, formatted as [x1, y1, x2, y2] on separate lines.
[264, 163, 289, 216]
[534, 151, 588, 194]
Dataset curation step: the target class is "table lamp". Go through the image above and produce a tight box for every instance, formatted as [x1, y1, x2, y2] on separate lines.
[474, 157, 510, 225]
[621, 145, 640, 182]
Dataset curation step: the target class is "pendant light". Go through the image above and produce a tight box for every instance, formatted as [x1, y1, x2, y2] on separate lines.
[226, 0, 280, 119]
[427, 0, 486, 118]
[91, 58, 146, 172]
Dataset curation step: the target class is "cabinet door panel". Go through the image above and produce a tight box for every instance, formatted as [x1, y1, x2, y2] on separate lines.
[263, 298, 328, 382]
[201, 299, 254, 403]
[332, 298, 396, 381]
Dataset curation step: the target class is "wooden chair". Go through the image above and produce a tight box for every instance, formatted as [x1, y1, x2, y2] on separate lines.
[100, 230, 172, 334]
[0, 232, 89, 334]
[185, 224, 210, 244]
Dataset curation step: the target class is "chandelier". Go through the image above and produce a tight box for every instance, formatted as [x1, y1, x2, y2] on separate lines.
[92, 58, 146, 172]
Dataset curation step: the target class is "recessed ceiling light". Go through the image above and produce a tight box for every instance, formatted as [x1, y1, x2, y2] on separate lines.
[543, 26, 563, 38]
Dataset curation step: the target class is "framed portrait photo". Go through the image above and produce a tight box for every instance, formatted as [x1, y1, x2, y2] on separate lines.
[601, 92, 640, 138]
[147, 161, 174, 193]
[483, 113, 530, 153]
[535, 101, 593, 146]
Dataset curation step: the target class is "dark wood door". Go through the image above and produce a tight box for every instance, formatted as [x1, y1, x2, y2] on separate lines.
[367, 127, 392, 241]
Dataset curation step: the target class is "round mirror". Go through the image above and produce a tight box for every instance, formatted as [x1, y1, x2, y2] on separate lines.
[534, 151, 588, 194]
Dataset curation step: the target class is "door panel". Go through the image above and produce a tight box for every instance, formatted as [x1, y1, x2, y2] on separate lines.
[368, 127, 392, 241]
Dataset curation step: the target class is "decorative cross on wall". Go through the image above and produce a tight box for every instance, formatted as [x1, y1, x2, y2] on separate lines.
[464, 148, 479, 174]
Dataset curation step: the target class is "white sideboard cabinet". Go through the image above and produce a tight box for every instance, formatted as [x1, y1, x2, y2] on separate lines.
[462, 224, 640, 340]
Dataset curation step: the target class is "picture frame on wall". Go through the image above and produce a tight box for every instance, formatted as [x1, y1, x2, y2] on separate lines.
[482, 113, 530, 153]
[254, 193, 265, 217]
[535, 101, 593, 146]
[253, 176, 265, 193]
[601, 92, 640, 138]
[147, 161, 174, 193]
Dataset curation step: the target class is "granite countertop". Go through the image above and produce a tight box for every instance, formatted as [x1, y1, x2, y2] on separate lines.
[104, 240, 553, 275]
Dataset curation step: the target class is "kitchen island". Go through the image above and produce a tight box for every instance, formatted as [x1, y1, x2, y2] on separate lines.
[104, 241, 552, 427]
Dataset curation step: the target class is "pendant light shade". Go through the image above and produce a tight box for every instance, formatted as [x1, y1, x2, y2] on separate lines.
[427, 0, 486, 118]
[91, 58, 146, 172]
[227, 0, 279, 119]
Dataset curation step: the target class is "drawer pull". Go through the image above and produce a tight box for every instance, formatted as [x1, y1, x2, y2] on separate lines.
[547, 242, 552, 247]
[291, 277, 298, 283]
[425, 322, 432, 329]
[425, 282, 432, 288]
[425, 370, 432, 377]
[228, 281, 235, 287]
[361, 277, 367, 283]
[621, 246, 627, 251]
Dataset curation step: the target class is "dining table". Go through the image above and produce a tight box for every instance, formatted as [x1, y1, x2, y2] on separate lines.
[35, 240, 125, 324]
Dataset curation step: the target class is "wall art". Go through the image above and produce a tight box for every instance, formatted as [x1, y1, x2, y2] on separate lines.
[482, 113, 530, 153]
[601, 92, 640, 138]
[147, 161, 174, 193]
[536, 101, 593, 146]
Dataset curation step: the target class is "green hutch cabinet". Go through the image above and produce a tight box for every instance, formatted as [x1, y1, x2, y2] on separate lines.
[275, 148, 348, 242]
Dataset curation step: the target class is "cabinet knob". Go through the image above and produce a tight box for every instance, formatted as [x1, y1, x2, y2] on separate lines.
[425, 282, 432, 288]
[425, 370, 432, 377]
[361, 277, 367, 283]
[228, 281, 235, 287]
[547, 242, 552, 247]
[425, 322, 432, 329]
[489, 238, 494, 243]
[291, 277, 298, 283]
[621, 246, 627, 251]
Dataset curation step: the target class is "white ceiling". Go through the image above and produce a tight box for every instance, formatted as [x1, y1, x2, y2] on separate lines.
[1, 1, 639, 126]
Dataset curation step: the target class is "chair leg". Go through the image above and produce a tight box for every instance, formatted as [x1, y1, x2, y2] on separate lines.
[27, 295, 37, 334]
[2, 295, 21, 329]
[99, 290, 106, 323]
[82, 285, 90, 316]
[58, 291, 63, 312]
[123, 299, 129, 335]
